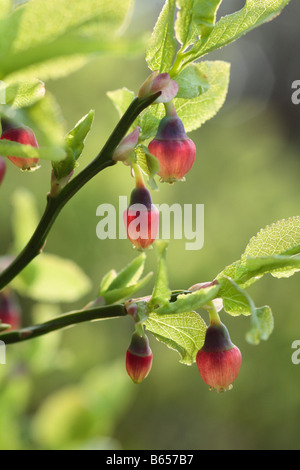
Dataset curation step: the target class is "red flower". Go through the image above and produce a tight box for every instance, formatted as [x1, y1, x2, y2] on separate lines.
[0, 291, 21, 331]
[124, 187, 159, 250]
[126, 332, 153, 384]
[1, 127, 39, 170]
[196, 322, 242, 392]
[148, 112, 196, 183]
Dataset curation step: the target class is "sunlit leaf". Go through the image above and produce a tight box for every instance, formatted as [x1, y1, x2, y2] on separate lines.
[145, 311, 207, 365]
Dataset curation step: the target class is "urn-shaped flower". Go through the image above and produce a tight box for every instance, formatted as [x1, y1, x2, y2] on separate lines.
[196, 322, 242, 392]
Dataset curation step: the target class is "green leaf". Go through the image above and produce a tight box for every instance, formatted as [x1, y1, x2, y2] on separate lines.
[102, 253, 147, 293]
[187, 0, 291, 61]
[12, 253, 92, 303]
[101, 273, 153, 305]
[9, 0, 134, 52]
[155, 282, 220, 315]
[146, 0, 177, 73]
[237, 255, 300, 284]
[175, 0, 222, 49]
[53, 110, 95, 180]
[173, 61, 230, 133]
[216, 217, 300, 336]
[175, 63, 210, 99]
[218, 273, 253, 316]
[236, 216, 300, 282]
[145, 311, 207, 365]
[149, 241, 171, 310]
[0, 0, 136, 80]
[246, 305, 274, 345]
[99, 253, 153, 305]
[217, 217, 300, 289]
[135, 145, 160, 190]
[0, 139, 65, 163]
[65, 110, 95, 161]
[241, 216, 300, 269]
[217, 255, 300, 315]
[281, 245, 300, 256]
[99, 270, 117, 295]
[221, 277, 274, 344]
[5, 79, 45, 108]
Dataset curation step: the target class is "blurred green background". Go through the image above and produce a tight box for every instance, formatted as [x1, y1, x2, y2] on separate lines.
[1, 0, 300, 450]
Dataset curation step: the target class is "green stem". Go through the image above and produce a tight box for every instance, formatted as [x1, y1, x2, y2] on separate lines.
[0, 93, 160, 291]
[164, 101, 177, 117]
[169, 48, 199, 78]
[0, 304, 127, 345]
[0, 290, 189, 345]
[207, 301, 221, 326]
[132, 162, 145, 188]
[169, 50, 190, 78]
[134, 322, 146, 338]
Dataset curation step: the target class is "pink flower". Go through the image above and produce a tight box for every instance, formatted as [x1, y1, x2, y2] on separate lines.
[113, 127, 140, 163]
[138, 71, 179, 103]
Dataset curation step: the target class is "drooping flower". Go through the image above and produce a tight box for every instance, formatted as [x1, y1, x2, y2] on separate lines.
[126, 331, 153, 384]
[124, 185, 159, 250]
[196, 322, 242, 392]
[148, 103, 196, 183]
[0, 127, 39, 171]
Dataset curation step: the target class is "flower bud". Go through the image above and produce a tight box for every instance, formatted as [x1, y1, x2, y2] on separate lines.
[113, 127, 140, 163]
[0, 157, 6, 186]
[148, 111, 196, 183]
[196, 322, 242, 392]
[138, 71, 179, 103]
[125, 302, 138, 320]
[0, 290, 21, 331]
[126, 332, 153, 384]
[0, 127, 39, 171]
[124, 186, 159, 250]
